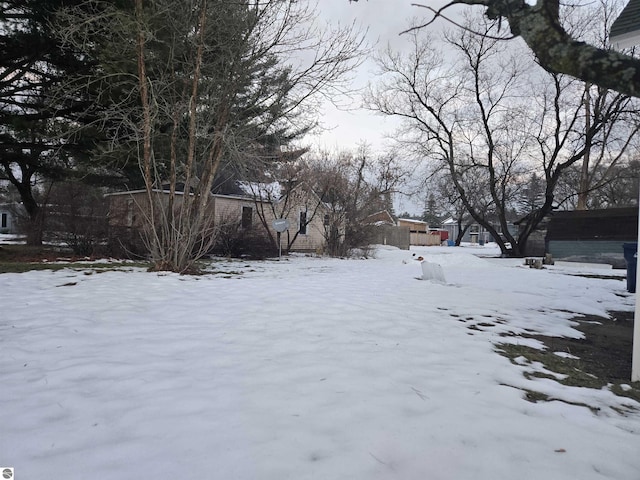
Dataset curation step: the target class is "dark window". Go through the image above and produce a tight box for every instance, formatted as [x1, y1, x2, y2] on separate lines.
[1, 213, 6, 229]
[323, 214, 330, 226]
[241, 206, 253, 229]
[299, 210, 307, 234]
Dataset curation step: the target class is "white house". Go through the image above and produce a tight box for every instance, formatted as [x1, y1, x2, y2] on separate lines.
[0, 203, 17, 234]
[610, 0, 640, 48]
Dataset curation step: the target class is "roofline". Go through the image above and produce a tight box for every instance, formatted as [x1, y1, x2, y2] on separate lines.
[211, 193, 260, 202]
[610, 0, 640, 48]
[103, 189, 174, 197]
[397, 217, 428, 224]
[610, 32, 640, 49]
[104, 189, 265, 203]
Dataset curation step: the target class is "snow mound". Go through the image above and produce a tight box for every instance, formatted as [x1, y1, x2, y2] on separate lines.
[421, 261, 446, 283]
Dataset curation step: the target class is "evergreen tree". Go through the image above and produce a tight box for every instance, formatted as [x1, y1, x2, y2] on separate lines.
[0, 0, 100, 244]
[55, 0, 364, 271]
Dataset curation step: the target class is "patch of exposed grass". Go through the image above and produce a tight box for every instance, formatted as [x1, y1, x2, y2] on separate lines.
[0, 262, 60, 273]
[500, 383, 603, 414]
[0, 244, 50, 261]
[0, 261, 151, 274]
[497, 343, 607, 389]
[0, 245, 151, 273]
[523, 388, 550, 403]
[567, 273, 625, 281]
[610, 384, 640, 404]
[496, 340, 640, 405]
[0, 246, 246, 275]
[207, 269, 245, 276]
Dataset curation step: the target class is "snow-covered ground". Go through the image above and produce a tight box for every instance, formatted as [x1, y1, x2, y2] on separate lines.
[1, 244, 638, 480]
[0, 233, 25, 245]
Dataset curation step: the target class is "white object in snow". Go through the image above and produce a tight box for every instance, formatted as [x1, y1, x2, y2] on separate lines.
[421, 260, 446, 283]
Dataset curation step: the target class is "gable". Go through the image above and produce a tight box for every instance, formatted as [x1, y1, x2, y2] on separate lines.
[611, 0, 640, 48]
[363, 210, 396, 226]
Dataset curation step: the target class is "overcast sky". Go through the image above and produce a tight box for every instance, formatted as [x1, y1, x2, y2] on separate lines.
[303, 1, 456, 214]
[308, 0, 452, 154]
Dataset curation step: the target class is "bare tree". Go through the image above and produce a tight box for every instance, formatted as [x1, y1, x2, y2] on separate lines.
[351, 0, 640, 98]
[243, 159, 331, 254]
[368, 13, 640, 256]
[520, 69, 640, 240]
[243, 143, 409, 256]
[368, 18, 526, 254]
[563, 0, 640, 209]
[307, 146, 407, 256]
[45, 181, 109, 256]
[574, 89, 640, 211]
[430, 171, 476, 245]
[593, 160, 640, 208]
[556, 158, 640, 210]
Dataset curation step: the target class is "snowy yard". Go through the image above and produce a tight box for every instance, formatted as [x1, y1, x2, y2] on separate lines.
[1, 244, 639, 479]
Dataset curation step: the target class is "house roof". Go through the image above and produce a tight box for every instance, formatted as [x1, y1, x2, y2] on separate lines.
[363, 210, 396, 226]
[611, 0, 640, 48]
[104, 189, 257, 203]
[397, 217, 428, 225]
[546, 207, 639, 241]
[236, 181, 282, 201]
[104, 189, 185, 197]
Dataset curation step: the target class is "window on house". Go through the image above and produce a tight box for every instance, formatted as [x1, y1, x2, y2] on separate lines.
[1, 213, 7, 229]
[299, 210, 307, 234]
[323, 214, 330, 226]
[241, 206, 253, 229]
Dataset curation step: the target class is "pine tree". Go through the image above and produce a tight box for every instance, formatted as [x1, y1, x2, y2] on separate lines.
[0, 0, 98, 244]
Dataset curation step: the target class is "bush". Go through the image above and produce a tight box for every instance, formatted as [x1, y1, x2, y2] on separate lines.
[212, 221, 277, 259]
[106, 227, 149, 259]
[45, 182, 110, 256]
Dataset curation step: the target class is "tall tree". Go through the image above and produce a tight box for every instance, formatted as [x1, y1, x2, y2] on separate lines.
[303, 146, 406, 256]
[0, 0, 97, 244]
[558, 0, 640, 210]
[58, 0, 366, 272]
[368, 13, 639, 256]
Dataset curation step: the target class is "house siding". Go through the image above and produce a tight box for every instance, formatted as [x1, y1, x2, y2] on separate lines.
[213, 196, 261, 230]
[106, 190, 330, 255]
[282, 222, 324, 252]
[275, 188, 331, 253]
[611, 0, 640, 48]
[545, 208, 638, 268]
[0, 210, 12, 234]
[545, 207, 637, 241]
[279, 206, 327, 253]
[547, 240, 629, 268]
[0, 203, 19, 234]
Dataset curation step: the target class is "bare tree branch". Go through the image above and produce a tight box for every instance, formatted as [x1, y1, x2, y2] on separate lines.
[409, 0, 640, 97]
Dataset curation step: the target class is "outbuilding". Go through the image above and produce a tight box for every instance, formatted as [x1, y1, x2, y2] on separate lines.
[545, 207, 638, 268]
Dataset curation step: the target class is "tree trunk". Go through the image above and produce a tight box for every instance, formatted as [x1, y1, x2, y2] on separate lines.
[25, 205, 45, 246]
[577, 85, 592, 210]
[455, 222, 470, 246]
[13, 181, 44, 246]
